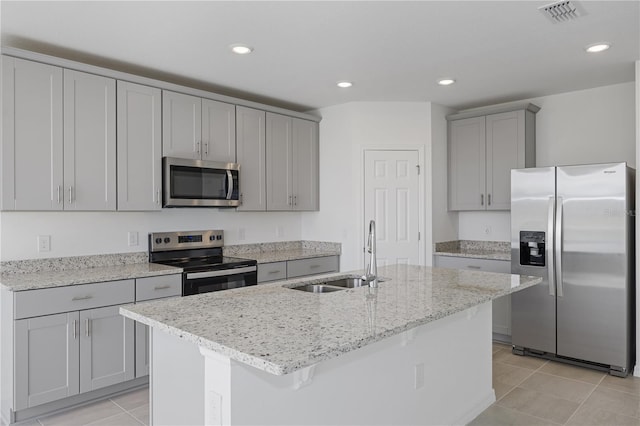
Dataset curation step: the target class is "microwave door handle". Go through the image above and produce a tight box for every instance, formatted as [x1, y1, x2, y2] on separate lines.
[226, 170, 233, 200]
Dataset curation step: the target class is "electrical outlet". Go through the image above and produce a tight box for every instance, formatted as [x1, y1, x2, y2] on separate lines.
[37, 235, 51, 252]
[276, 226, 284, 238]
[238, 228, 246, 241]
[484, 226, 492, 235]
[128, 231, 139, 247]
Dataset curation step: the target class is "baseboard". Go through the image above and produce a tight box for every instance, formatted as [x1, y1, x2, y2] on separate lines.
[634, 364, 640, 378]
[453, 388, 496, 425]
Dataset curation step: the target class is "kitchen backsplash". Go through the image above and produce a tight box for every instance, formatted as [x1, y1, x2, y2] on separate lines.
[0, 252, 148, 275]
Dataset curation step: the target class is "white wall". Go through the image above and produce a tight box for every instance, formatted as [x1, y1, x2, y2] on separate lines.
[0, 210, 303, 261]
[301, 102, 432, 271]
[458, 82, 636, 242]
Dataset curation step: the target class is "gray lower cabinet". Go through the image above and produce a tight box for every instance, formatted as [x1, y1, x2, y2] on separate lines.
[433, 255, 512, 341]
[258, 256, 340, 283]
[11, 279, 135, 413]
[134, 275, 182, 378]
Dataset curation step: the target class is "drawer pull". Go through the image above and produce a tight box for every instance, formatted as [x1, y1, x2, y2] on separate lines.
[154, 285, 172, 290]
[268, 270, 282, 274]
[466, 265, 481, 270]
[72, 319, 77, 340]
[72, 295, 93, 301]
[310, 265, 321, 269]
[85, 318, 90, 337]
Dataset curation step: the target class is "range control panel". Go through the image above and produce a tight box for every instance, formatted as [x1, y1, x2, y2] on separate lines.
[149, 230, 224, 252]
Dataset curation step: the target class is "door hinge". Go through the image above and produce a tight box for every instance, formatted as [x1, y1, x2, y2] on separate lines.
[416, 165, 421, 175]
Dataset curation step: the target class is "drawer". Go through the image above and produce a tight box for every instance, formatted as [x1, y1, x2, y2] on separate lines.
[434, 256, 510, 273]
[136, 274, 182, 301]
[257, 262, 287, 283]
[14, 279, 135, 320]
[287, 256, 339, 279]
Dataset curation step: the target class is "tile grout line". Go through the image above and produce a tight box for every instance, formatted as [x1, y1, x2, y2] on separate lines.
[561, 373, 607, 425]
[109, 398, 146, 426]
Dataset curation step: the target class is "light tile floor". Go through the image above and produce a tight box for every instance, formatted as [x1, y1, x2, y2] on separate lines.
[470, 342, 640, 425]
[12, 344, 640, 425]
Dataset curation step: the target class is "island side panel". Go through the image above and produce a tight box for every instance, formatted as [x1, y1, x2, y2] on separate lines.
[200, 302, 494, 426]
[150, 329, 205, 425]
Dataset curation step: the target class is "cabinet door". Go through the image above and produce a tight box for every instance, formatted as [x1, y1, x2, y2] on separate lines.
[292, 118, 319, 211]
[117, 81, 162, 210]
[79, 306, 134, 393]
[448, 117, 486, 211]
[486, 111, 524, 211]
[202, 99, 236, 163]
[236, 107, 266, 211]
[1, 57, 63, 211]
[135, 322, 149, 378]
[14, 312, 80, 410]
[266, 113, 293, 211]
[162, 90, 201, 159]
[63, 70, 116, 210]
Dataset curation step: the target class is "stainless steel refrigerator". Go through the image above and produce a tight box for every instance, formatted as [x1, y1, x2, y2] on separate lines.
[511, 162, 635, 376]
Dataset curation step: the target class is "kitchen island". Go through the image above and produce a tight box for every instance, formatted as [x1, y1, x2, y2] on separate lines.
[120, 264, 541, 425]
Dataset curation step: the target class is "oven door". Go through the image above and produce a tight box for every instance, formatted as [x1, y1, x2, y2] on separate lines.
[164, 157, 240, 207]
[182, 266, 257, 296]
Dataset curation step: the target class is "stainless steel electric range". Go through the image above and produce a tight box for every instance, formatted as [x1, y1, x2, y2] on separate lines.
[149, 230, 257, 296]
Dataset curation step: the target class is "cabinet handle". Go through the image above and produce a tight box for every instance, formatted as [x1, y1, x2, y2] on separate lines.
[204, 142, 208, 156]
[480, 194, 484, 206]
[239, 193, 243, 205]
[72, 319, 77, 340]
[72, 295, 93, 301]
[69, 186, 73, 204]
[154, 285, 171, 290]
[85, 318, 90, 337]
[466, 265, 481, 270]
[310, 265, 321, 269]
[196, 141, 201, 156]
[294, 195, 297, 206]
[488, 194, 491, 206]
[288, 195, 292, 206]
[57, 185, 61, 204]
[268, 270, 281, 274]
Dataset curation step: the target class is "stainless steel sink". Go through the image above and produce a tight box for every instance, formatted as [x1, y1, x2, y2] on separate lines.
[320, 278, 367, 288]
[290, 284, 345, 293]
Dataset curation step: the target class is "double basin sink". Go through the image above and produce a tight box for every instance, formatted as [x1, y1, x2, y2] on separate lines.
[290, 277, 369, 293]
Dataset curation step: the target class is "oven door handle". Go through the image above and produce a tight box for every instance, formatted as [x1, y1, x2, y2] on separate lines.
[226, 170, 234, 200]
[186, 266, 256, 280]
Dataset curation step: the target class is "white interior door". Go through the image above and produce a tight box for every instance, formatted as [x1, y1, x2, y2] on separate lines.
[364, 150, 420, 268]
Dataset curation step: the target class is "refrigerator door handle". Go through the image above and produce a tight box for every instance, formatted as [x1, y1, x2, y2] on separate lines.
[547, 196, 555, 296]
[555, 196, 564, 297]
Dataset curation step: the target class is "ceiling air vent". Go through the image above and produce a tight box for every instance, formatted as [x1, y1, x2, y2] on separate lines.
[539, 1, 583, 23]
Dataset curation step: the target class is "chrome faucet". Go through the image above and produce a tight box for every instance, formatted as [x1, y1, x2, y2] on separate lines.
[362, 220, 378, 288]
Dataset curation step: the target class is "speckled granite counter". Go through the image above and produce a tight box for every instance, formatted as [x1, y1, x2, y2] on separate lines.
[0, 252, 182, 291]
[434, 240, 510, 261]
[224, 240, 341, 263]
[120, 264, 540, 375]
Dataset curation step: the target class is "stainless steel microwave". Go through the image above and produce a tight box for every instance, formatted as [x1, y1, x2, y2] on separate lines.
[163, 157, 240, 207]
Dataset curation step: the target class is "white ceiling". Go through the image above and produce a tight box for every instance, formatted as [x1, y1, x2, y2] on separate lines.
[1, 1, 639, 112]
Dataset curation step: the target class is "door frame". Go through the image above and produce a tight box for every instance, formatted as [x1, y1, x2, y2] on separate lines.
[360, 146, 426, 268]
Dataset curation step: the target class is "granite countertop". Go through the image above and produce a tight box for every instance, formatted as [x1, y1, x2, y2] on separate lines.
[0, 263, 182, 292]
[434, 240, 511, 261]
[120, 264, 541, 376]
[238, 249, 340, 264]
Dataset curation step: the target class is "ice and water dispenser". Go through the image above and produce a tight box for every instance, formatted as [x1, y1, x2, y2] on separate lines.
[519, 231, 545, 267]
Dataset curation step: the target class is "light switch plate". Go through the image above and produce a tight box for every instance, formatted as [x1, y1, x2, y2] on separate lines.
[37, 235, 51, 252]
[128, 231, 139, 246]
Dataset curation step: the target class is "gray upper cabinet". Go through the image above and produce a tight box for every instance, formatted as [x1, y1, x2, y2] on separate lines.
[266, 113, 319, 211]
[117, 81, 162, 210]
[1, 57, 64, 211]
[162, 90, 236, 162]
[236, 106, 267, 211]
[63, 69, 117, 211]
[448, 104, 538, 211]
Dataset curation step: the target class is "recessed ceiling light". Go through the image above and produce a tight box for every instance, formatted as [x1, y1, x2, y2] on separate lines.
[337, 81, 353, 88]
[438, 78, 456, 86]
[230, 44, 253, 55]
[585, 43, 610, 53]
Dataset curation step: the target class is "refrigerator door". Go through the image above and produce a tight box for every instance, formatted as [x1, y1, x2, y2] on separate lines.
[511, 167, 556, 354]
[556, 163, 629, 369]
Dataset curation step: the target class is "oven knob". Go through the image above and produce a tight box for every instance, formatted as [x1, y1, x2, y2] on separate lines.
[217, 235, 222, 240]
[155, 238, 162, 244]
[209, 236, 215, 241]
[164, 237, 171, 244]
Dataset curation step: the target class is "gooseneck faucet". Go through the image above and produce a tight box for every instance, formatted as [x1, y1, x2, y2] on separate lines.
[362, 220, 378, 288]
